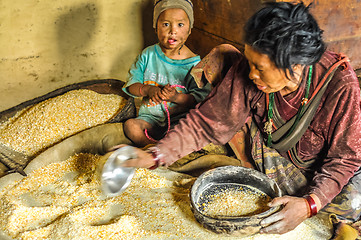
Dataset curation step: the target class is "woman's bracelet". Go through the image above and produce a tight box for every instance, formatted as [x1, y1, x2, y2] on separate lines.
[305, 195, 318, 217]
[147, 147, 164, 170]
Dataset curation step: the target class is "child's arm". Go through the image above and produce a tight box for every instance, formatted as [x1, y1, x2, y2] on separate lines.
[127, 83, 164, 105]
[159, 84, 197, 108]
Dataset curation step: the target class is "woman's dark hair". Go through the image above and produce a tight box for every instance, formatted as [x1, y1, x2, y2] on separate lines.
[244, 2, 325, 77]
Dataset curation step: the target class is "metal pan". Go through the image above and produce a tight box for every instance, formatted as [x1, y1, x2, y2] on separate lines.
[190, 165, 282, 237]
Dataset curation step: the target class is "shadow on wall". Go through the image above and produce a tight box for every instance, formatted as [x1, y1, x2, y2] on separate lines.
[56, 3, 99, 55]
[141, 0, 158, 49]
[109, 0, 157, 81]
[55, 2, 99, 81]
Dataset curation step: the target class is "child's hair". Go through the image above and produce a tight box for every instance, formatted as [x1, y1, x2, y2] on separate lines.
[153, 0, 194, 29]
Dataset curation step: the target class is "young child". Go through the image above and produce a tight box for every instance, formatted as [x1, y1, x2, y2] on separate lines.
[122, 0, 210, 147]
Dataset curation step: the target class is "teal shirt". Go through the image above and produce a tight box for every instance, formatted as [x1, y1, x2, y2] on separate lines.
[123, 44, 210, 126]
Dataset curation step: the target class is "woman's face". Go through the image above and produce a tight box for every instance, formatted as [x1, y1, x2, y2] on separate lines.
[156, 8, 191, 52]
[244, 44, 299, 95]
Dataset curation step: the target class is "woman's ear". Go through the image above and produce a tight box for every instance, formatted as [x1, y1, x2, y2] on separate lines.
[292, 64, 302, 72]
[290, 64, 305, 84]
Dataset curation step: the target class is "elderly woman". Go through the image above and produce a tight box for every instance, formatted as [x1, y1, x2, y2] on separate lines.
[118, 1, 361, 235]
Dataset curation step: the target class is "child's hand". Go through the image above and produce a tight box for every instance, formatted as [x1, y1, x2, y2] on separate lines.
[147, 86, 163, 104]
[159, 84, 178, 102]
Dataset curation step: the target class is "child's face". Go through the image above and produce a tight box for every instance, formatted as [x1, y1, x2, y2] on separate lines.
[156, 8, 191, 51]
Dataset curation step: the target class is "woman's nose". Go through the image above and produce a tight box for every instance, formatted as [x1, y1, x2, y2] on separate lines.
[249, 68, 260, 82]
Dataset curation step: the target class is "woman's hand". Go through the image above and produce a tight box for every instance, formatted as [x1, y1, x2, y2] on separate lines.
[260, 196, 309, 234]
[108, 144, 156, 169]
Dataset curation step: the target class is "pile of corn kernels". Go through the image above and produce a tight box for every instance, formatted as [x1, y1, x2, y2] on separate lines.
[0, 89, 331, 239]
[201, 186, 271, 218]
[0, 153, 332, 240]
[0, 89, 125, 156]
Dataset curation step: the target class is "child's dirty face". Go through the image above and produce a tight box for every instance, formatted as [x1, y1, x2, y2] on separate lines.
[156, 8, 191, 50]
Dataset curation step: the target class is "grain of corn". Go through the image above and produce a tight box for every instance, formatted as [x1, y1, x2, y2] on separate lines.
[0, 89, 125, 156]
[201, 186, 271, 218]
[0, 153, 331, 240]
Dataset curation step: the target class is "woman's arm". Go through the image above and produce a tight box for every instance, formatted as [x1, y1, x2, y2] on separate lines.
[156, 57, 253, 166]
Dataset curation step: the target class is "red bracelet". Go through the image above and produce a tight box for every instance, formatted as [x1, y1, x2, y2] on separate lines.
[147, 147, 163, 170]
[148, 150, 160, 170]
[305, 195, 318, 217]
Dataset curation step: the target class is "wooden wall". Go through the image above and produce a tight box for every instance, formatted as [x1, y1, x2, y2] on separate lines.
[187, 0, 361, 70]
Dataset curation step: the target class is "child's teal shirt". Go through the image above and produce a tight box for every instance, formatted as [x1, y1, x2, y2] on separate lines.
[123, 43, 210, 126]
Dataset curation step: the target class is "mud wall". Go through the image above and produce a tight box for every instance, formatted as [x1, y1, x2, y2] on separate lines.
[0, 0, 156, 111]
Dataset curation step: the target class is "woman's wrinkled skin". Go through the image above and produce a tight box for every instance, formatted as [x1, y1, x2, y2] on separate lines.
[244, 44, 302, 96]
[244, 44, 322, 234]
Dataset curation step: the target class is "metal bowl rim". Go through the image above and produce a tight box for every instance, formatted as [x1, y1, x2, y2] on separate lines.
[190, 166, 282, 221]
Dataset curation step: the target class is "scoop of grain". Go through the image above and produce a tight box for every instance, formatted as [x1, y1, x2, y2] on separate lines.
[201, 186, 271, 218]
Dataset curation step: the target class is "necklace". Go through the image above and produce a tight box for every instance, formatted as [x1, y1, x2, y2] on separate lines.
[265, 65, 313, 147]
[178, 44, 184, 55]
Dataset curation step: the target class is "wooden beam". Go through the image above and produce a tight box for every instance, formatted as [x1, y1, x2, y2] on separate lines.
[188, 0, 361, 69]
